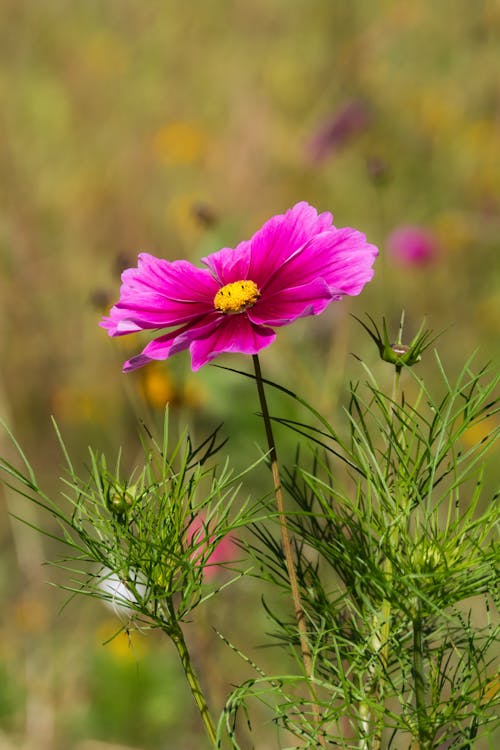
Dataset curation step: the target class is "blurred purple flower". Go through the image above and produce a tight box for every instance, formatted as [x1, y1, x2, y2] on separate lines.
[386, 225, 439, 266]
[100, 202, 378, 372]
[305, 99, 371, 164]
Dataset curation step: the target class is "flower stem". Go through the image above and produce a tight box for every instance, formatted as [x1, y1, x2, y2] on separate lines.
[252, 354, 324, 745]
[413, 605, 430, 750]
[169, 619, 218, 747]
[360, 334, 404, 748]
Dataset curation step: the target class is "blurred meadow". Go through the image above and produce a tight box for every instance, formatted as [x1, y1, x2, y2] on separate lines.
[0, 1, 499, 748]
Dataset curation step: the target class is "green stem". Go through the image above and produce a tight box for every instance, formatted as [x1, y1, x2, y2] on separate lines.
[170, 620, 218, 747]
[379, 327, 404, 670]
[252, 354, 325, 746]
[360, 348, 404, 748]
[413, 606, 429, 749]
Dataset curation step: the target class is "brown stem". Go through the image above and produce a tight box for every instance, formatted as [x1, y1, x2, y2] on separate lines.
[252, 354, 325, 746]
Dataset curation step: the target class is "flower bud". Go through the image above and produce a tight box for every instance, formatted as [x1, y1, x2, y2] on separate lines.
[354, 314, 437, 370]
[382, 342, 422, 367]
[107, 483, 135, 518]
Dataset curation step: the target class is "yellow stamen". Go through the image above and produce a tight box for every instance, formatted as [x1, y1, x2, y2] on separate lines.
[214, 279, 260, 314]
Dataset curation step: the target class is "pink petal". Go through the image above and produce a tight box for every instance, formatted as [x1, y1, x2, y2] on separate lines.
[246, 202, 334, 287]
[201, 203, 333, 288]
[123, 254, 216, 302]
[101, 302, 209, 335]
[189, 316, 276, 370]
[263, 228, 378, 298]
[201, 239, 252, 284]
[100, 316, 147, 335]
[248, 278, 333, 327]
[123, 315, 220, 371]
[101, 254, 218, 335]
[123, 329, 192, 372]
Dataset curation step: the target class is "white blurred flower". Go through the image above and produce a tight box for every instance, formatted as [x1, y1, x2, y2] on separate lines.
[98, 568, 145, 618]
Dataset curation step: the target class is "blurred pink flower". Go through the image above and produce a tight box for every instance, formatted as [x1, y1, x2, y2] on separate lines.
[305, 99, 371, 163]
[187, 515, 237, 581]
[386, 225, 439, 266]
[100, 202, 378, 371]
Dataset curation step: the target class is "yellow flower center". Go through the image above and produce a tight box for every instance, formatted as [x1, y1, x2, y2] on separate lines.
[213, 280, 260, 314]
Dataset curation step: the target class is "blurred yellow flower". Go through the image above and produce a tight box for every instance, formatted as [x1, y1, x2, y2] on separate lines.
[138, 363, 206, 410]
[152, 121, 208, 165]
[96, 619, 148, 662]
[140, 363, 176, 408]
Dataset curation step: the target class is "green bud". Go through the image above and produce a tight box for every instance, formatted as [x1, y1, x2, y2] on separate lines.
[107, 483, 136, 518]
[354, 312, 438, 370]
[382, 342, 422, 367]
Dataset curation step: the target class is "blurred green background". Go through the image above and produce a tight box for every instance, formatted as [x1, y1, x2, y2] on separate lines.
[0, 1, 499, 748]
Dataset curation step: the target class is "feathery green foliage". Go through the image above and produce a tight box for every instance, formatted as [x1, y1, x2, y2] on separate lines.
[1, 331, 498, 749]
[234, 349, 499, 748]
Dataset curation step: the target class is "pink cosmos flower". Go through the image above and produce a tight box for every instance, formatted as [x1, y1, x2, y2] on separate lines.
[187, 515, 237, 581]
[386, 225, 439, 266]
[100, 202, 378, 371]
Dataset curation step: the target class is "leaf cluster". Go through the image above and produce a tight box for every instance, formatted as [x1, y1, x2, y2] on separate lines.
[0, 414, 260, 634]
[238, 354, 499, 748]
